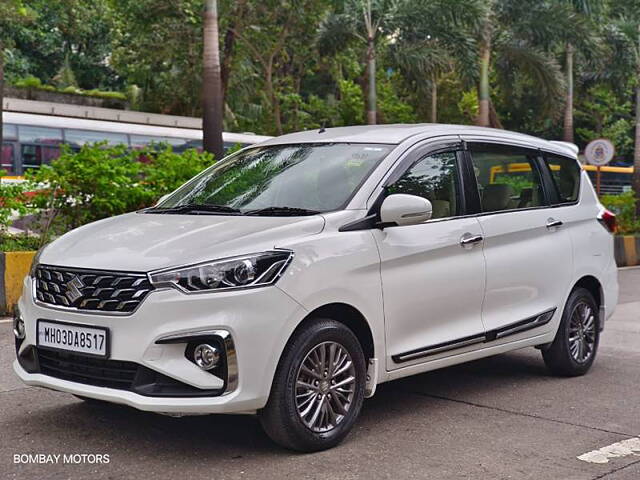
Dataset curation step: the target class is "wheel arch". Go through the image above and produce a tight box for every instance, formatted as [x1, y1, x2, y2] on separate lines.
[573, 275, 603, 308]
[292, 303, 375, 362]
[572, 275, 605, 330]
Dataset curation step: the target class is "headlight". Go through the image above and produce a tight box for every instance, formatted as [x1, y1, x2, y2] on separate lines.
[149, 250, 293, 293]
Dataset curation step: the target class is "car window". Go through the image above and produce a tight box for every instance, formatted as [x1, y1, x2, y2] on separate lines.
[387, 151, 460, 219]
[159, 143, 393, 213]
[545, 154, 581, 204]
[470, 146, 546, 213]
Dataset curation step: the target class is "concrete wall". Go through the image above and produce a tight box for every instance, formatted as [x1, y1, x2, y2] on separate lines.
[615, 236, 639, 268]
[0, 251, 36, 315]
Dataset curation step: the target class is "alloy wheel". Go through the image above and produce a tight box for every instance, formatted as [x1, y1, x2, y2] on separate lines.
[568, 302, 597, 364]
[294, 341, 356, 433]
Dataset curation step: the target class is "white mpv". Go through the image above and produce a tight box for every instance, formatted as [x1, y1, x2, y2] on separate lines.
[14, 125, 619, 451]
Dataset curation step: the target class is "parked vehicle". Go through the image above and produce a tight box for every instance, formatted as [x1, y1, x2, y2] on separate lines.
[13, 125, 619, 452]
[1, 98, 271, 177]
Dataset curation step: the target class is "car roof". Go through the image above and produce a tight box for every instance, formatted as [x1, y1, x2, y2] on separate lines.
[258, 124, 577, 158]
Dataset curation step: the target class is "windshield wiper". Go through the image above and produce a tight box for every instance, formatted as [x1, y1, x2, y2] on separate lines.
[243, 206, 321, 216]
[144, 203, 242, 215]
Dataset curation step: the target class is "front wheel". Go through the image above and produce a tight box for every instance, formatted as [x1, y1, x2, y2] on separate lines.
[259, 318, 366, 452]
[542, 287, 600, 376]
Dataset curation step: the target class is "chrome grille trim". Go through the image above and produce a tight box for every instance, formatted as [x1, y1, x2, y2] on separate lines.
[33, 265, 154, 315]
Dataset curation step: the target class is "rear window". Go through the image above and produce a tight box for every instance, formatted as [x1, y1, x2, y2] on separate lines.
[545, 154, 580, 204]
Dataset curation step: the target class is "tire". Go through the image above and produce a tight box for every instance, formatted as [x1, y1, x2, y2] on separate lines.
[542, 287, 600, 377]
[259, 318, 367, 452]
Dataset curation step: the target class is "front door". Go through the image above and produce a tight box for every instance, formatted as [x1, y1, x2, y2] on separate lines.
[372, 147, 487, 370]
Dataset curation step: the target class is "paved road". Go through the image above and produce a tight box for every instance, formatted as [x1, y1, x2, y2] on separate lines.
[2, 268, 639, 480]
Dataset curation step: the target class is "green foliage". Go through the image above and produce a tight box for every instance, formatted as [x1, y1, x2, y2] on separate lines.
[5, 0, 119, 90]
[54, 54, 78, 88]
[458, 90, 479, 123]
[27, 144, 149, 232]
[575, 85, 634, 159]
[377, 72, 417, 124]
[494, 175, 534, 196]
[0, 234, 41, 252]
[601, 192, 640, 235]
[13, 74, 42, 88]
[337, 80, 365, 125]
[11, 75, 127, 100]
[5, 0, 640, 178]
[142, 147, 215, 200]
[25, 144, 215, 235]
[0, 175, 36, 234]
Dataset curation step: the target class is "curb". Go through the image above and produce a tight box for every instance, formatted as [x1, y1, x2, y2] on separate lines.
[615, 236, 640, 268]
[1, 251, 36, 315]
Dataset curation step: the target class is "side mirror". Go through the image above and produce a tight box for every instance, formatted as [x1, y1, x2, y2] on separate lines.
[379, 194, 432, 227]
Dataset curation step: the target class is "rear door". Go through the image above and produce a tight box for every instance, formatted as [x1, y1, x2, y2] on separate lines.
[463, 140, 573, 337]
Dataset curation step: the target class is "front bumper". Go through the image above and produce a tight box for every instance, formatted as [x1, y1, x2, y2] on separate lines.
[14, 276, 307, 414]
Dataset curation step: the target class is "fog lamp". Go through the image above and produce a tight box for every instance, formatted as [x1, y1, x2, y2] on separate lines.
[13, 309, 25, 340]
[193, 344, 220, 370]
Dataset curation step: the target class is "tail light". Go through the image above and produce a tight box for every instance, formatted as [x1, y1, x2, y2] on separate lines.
[598, 208, 617, 234]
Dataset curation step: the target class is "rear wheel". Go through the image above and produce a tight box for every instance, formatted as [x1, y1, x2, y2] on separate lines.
[259, 318, 366, 452]
[542, 288, 599, 376]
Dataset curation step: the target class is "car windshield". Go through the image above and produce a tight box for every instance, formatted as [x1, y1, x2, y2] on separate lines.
[153, 143, 393, 215]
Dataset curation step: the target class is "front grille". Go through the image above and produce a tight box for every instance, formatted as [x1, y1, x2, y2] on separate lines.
[34, 265, 153, 313]
[37, 349, 138, 390]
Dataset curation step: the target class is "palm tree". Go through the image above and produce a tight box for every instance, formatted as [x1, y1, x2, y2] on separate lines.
[202, 0, 224, 159]
[474, 0, 567, 128]
[476, 1, 494, 127]
[388, 0, 482, 123]
[388, 41, 452, 122]
[318, 0, 402, 125]
[604, 4, 640, 214]
[556, 1, 603, 143]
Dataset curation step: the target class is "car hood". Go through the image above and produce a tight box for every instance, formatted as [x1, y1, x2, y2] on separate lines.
[40, 212, 325, 272]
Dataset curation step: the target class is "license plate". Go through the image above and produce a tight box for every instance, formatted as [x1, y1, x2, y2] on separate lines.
[37, 320, 109, 358]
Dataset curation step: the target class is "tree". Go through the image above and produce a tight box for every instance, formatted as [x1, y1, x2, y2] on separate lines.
[0, 0, 32, 144]
[230, 0, 327, 135]
[318, 0, 402, 125]
[550, 1, 604, 143]
[605, 0, 640, 213]
[6, 0, 118, 90]
[474, 0, 566, 128]
[389, 0, 482, 123]
[202, 0, 224, 159]
[111, 0, 203, 115]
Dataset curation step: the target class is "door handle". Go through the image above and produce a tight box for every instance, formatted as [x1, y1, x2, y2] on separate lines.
[546, 218, 563, 229]
[460, 233, 484, 248]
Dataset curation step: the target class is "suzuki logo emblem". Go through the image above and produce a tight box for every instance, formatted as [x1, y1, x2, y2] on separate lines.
[64, 276, 85, 303]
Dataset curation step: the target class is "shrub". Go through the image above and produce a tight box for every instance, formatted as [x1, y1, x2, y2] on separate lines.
[0, 175, 36, 234]
[13, 75, 43, 88]
[600, 192, 640, 235]
[142, 147, 214, 200]
[0, 234, 41, 252]
[25, 143, 215, 236]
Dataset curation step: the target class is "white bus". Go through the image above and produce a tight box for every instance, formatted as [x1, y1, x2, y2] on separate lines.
[1, 98, 272, 177]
